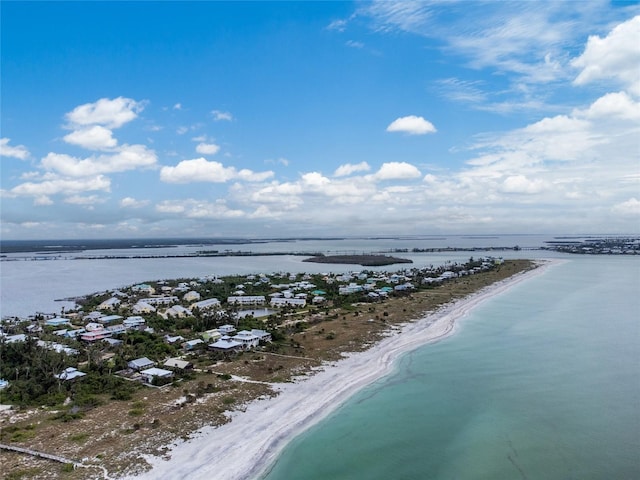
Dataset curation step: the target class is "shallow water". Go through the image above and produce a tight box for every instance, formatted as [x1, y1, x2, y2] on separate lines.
[262, 257, 640, 479]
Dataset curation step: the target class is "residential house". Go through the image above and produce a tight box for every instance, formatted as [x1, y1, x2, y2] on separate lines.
[219, 324, 236, 335]
[270, 297, 306, 308]
[182, 339, 205, 351]
[183, 291, 201, 302]
[227, 295, 266, 306]
[201, 329, 222, 342]
[81, 329, 112, 342]
[128, 357, 155, 371]
[45, 317, 71, 327]
[165, 305, 192, 318]
[124, 316, 146, 329]
[55, 367, 86, 381]
[232, 330, 260, 349]
[140, 367, 173, 384]
[209, 336, 243, 352]
[98, 315, 123, 324]
[97, 297, 121, 311]
[132, 301, 156, 314]
[250, 329, 272, 342]
[163, 358, 193, 370]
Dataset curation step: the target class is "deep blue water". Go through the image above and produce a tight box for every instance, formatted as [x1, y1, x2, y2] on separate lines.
[262, 257, 640, 480]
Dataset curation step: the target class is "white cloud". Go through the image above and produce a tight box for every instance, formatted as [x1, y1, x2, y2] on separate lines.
[0, 138, 30, 159]
[612, 197, 640, 216]
[195, 142, 221, 155]
[327, 18, 348, 32]
[346, 40, 364, 48]
[7, 175, 111, 198]
[64, 195, 104, 205]
[34, 196, 53, 206]
[572, 16, 640, 96]
[211, 110, 233, 121]
[386, 115, 436, 135]
[371, 162, 422, 180]
[576, 91, 640, 121]
[65, 97, 143, 128]
[120, 197, 150, 208]
[160, 158, 273, 183]
[500, 175, 547, 194]
[156, 199, 245, 219]
[334, 161, 371, 177]
[173, 103, 182, 110]
[63, 125, 117, 150]
[41, 144, 157, 177]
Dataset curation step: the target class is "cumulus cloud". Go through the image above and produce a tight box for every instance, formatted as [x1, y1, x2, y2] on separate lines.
[500, 175, 547, 194]
[576, 91, 640, 122]
[7, 175, 111, 199]
[63, 125, 118, 150]
[0, 138, 30, 159]
[160, 158, 273, 183]
[64, 195, 104, 205]
[371, 162, 422, 180]
[386, 115, 437, 135]
[65, 97, 143, 128]
[40, 144, 157, 177]
[572, 16, 640, 96]
[120, 197, 150, 208]
[334, 161, 371, 177]
[612, 197, 640, 216]
[156, 199, 244, 219]
[211, 110, 233, 121]
[195, 142, 221, 155]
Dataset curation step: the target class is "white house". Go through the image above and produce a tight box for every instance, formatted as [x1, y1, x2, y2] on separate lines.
[55, 367, 86, 381]
[270, 297, 306, 308]
[219, 324, 236, 335]
[140, 367, 173, 384]
[165, 305, 192, 318]
[227, 295, 266, 306]
[232, 330, 260, 349]
[124, 316, 146, 329]
[183, 291, 201, 302]
[209, 336, 243, 352]
[133, 302, 156, 314]
[128, 357, 155, 371]
[182, 338, 205, 350]
[97, 297, 121, 311]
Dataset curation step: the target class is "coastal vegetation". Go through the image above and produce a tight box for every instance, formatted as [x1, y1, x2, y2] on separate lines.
[0, 258, 535, 478]
[302, 254, 413, 266]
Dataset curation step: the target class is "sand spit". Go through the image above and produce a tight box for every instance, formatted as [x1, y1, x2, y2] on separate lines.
[131, 260, 556, 480]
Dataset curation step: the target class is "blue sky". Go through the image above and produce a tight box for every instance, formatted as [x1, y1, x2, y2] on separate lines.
[1, 1, 639, 239]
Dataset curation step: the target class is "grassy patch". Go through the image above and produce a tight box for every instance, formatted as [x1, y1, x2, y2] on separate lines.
[69, 432, 89, 444]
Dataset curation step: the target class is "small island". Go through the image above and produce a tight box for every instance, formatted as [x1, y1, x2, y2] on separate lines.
[303, 254, 413, 266]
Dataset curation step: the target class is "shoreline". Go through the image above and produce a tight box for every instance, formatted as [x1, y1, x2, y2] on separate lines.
[131, 260, 557, 480]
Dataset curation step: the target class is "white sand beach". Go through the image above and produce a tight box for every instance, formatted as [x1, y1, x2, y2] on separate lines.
[132, 261, 554, 480]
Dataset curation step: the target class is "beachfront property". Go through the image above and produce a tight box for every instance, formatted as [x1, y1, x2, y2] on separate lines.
[219, 324, 236, 335]
[97, 297, 121, 310]
[45, 317, 71, 327]
[232, 330, 260, 349]
[140, 367, 174, 384]
[81, 329, 112, 342]
[98, 314, 123, 324]
[144, 296, 179, 306]
[131, 283, 155, 294]
[163, 358, 193, 370]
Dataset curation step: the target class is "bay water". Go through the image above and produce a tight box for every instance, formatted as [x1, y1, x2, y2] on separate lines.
[262, 256, 640, 479]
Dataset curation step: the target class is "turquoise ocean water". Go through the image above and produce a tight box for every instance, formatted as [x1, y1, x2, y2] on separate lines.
[262, 257, 640, 479]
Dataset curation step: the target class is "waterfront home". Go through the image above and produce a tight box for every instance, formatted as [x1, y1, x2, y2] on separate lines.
[128, 357, 155, 371]
[132, 301, 156, 314]
[85, 322, 104, 331]
[232, 330, 260, 349]
[55, 367, 86, 381]
[227, 295, 266, 306]
[4, 334, 27, 343]
[270, 297, 307, 307]
[132, 284, 155, 294]
[84, 311, 104, 322]
[106, 324, 126, 335]
[140, 367, 173, 384]
[37, 340, 79, 355]
[182, 338, 205, 351]
[97, 297, 121, 311]
[183, 291, 201, 302]
[192, 298, 221, 310]
[219, 324, 236, 335]
[163, 358, 193, 370]
[45, 317, 71, 327]
[209, 336, 243, 352]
